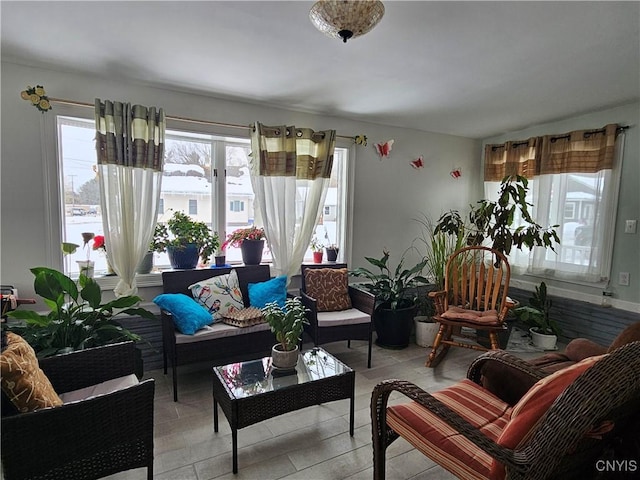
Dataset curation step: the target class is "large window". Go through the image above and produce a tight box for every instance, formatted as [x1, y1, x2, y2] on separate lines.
[484, 169, 620, 285]
[56, 115, 349, 275]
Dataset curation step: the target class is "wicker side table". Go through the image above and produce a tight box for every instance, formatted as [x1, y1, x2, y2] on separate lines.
[212, 347, 355, 473]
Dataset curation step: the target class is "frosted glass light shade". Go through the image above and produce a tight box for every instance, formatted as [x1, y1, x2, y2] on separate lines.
[309, 0, 385, 43]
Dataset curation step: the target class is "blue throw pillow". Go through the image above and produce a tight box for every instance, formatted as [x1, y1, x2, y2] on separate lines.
[248, 275, 288, 309]
[153, 293, 213, 335]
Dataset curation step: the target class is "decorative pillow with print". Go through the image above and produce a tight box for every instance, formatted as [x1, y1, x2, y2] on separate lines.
[0, 332, 63, 412]
[189, 269, 245, 321]
[304, 268, 352, 312]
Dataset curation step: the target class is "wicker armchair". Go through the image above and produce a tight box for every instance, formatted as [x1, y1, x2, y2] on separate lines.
[1, 341, 155, 480]
[372, 341, 640, 480]
[300, 263, 375, 368]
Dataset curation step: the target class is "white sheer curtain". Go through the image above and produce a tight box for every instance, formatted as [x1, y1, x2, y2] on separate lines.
[250, 123, 336, 278]
[95, 99, 165, 296]
[484, 124, 623, 284]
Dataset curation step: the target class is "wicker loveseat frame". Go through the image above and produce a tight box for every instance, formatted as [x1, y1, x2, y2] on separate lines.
[1, 341, 155, 480]
[160, 265, 276, 401]
[372, 341, 640, 480]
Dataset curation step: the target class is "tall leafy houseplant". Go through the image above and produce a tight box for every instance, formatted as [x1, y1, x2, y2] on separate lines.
[5, 267, 156, 358]
[153, 210, 220, 267]
[351, 250, 429, 349]
[434, 175, 560, 257]
[351, 250, 428, 310]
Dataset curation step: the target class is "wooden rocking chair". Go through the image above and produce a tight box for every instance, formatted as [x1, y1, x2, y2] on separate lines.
[426, 246, 513, 367]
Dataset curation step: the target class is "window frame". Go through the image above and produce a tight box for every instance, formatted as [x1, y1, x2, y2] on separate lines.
[482, 135, 624, 287]
[45, 106, 355, 286]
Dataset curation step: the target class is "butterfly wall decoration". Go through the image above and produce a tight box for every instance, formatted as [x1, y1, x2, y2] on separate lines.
[410, 156, 424, 169]
[374, 139, 394, 158]
[450, 167, 462, 179]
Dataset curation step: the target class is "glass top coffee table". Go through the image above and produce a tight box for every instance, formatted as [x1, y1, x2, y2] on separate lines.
[212, 347, 355, 473]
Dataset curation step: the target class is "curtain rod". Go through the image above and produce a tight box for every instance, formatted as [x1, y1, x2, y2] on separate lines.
[49, 97, 356, 141]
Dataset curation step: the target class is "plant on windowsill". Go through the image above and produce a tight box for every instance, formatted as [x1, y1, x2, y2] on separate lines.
[310, 236, 324, 263]
[262, 297, 309, 370]
[5, 267, 156, 358]
[152, 210, 220, 269]
[221, 226, 266, 266]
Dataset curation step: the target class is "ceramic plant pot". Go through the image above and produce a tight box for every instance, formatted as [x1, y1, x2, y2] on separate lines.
[136, 251, 154, 274]
[326, 248, 339, 262]
[530, 327, 558, 350]
[167, 244, 199, 270]
[271, 344, 299, 370]
[414, 317, 440, 348]
[374, 303, 416, 349]
[241, 239, 264, 266]
[312, 251, 323, 263]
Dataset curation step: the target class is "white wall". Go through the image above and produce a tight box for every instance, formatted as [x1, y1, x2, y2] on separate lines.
[482, 102, 640, 309]
[1, 61, 480, 305]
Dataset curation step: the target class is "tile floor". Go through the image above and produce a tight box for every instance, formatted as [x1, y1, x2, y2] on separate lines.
[106, 338, 546, 480]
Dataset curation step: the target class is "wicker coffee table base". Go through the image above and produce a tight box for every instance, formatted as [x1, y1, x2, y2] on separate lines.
[212, 355, 355, 473]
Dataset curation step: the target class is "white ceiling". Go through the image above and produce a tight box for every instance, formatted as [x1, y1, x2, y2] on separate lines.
[2, 1, 638, 139]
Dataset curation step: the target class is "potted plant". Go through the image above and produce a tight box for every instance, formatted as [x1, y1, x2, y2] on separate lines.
[433, 175, 560, 258]
[5, 267, 156, 359]
[310, 236, 324, 263]
[152, 210, 219, 269]
[325, 244, 339, 262]
[413, 215, 465, 348]
[513, 281, 561, 350]
[351, 249, 428, 349]
[262, 297, 309, 370]
[221, 226, 266, 265]
[413, 293, 440, 348]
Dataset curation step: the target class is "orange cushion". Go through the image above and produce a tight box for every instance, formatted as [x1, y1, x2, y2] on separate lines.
[387, 379, 511, 480]
[490, 354, 605, 478]
[304, 268, 352, 312]
[0, 332, 63, 412]
[441, 306, 499, 325]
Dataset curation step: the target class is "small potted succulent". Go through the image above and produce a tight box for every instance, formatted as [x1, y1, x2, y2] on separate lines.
[221, 226, 266, 265]
[262, 297, 309, 371]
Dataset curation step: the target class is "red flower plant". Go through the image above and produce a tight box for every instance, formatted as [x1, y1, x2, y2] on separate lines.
[221, 226, 265, 251]
[92, 235, 106, 251]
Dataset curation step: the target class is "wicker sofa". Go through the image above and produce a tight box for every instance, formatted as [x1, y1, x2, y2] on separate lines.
[1, 341, 155, 480]
[160, 265, 276, 401]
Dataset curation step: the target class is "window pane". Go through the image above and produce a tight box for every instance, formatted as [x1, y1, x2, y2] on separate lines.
[485, 169, 615, 283]
[305, 147, 347, 262]
[57, 116, 349, 274]
[224, 142, 258, 263]
[57, 116, 107, 276]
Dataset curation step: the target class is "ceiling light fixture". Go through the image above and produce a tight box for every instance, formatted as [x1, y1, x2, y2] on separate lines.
[309, 0, 385, 44]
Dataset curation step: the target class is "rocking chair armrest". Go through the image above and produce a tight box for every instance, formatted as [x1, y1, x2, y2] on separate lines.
[371, 379, 517, 468]
[467, 350, 547, 406]
[428, 290, 447, 315]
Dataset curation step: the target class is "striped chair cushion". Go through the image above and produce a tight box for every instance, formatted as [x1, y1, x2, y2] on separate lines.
[387, 379, 511, 480]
